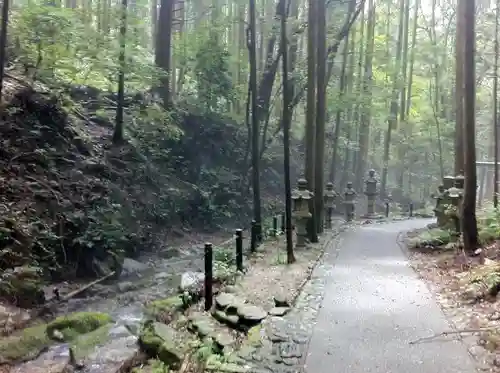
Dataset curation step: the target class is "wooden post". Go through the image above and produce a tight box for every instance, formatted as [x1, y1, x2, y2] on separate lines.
[235, 229, 243, 272]
[204, 243, 213, 311]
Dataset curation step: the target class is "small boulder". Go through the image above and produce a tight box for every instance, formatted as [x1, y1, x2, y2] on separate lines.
[121, 258, 149, 276]
[179, 271, 205, 293]
[273, 294, 290, 307]
[216, 293, 246, 314]
[268, 307, 290, 317]
[215, 293, 236, 310]
[212, 310, 239, 328]
[10, 344, 71, 373]
[189, 314, 215, 337]
[139, 320, 189, 369]
[237, 305, 267, 325]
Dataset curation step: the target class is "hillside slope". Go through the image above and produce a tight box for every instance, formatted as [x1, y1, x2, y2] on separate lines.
[0, 75, 283, 307]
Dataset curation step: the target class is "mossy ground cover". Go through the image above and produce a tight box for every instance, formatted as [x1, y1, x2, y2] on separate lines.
[0, 311, 111, 364]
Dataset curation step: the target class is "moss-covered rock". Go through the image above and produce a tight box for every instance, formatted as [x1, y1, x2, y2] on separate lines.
[0, 323, 49, 364]
[0, 311, 111, 364]
[145, 296, 185, 319]
[70, 323, 112, 360]
[46, 311, 112, 341]
[138, 320, 190, 369]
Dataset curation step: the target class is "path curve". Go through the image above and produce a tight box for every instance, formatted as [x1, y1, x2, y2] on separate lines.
[305, 219, 478, 373]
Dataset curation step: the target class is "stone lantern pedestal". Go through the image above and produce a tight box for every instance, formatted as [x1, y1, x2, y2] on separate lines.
[432, 185, 446, 228]
[323, 182, 337, 229]
[447, 184, 462, 237]
[363, 169, 380, 219]
[292, 179, 314, 248]
[343, 182, 357, 222]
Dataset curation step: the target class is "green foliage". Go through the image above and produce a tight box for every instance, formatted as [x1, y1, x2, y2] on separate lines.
[194, 36, 234, 112]
[408, 228, 452, 250]
[11, 4, 164, 90]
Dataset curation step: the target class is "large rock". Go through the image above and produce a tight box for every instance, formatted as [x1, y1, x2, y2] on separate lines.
[179, 271, 204, 294]
[10, 344, 71, 373]
[139, 321, 189, 369]
[121, 258, 149, 276]
[237, 305, 267, 325]
[215, 293, 246, 314]
[83, 334, 145, 373]
[188, 313, 235, 350]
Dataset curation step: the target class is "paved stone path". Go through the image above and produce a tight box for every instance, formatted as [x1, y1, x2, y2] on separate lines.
[304, 219, 478, 373]
[240, 219, 480, 373]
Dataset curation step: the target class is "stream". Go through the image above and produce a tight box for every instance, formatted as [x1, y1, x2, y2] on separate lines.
[15, 234, 228, 373]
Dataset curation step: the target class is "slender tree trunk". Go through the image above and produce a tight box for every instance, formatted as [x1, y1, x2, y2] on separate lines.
[494, 0, 499, 207]
[314, 0, 327, 233]
[381, 0, 405, 196]
[249, 0, 263, 241]
[280, 0, 294, 263]
[305, 0, 318, 242]
[461, 0, 478, 252]
[113, 0, 128, 144]
[0, 0, 10, 102]
[455, 0, 465, 174]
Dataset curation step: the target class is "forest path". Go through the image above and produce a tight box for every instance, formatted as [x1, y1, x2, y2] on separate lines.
[304, 219, 478, 373]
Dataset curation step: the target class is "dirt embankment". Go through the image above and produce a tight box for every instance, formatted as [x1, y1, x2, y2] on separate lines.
[0, 75, 284, 310]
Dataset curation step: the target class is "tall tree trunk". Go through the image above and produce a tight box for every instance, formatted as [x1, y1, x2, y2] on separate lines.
[314, 0, 327, 233]
[249, 0, 263, 241]
[330, 0, 356, 184]
[455, 0, 465, 174]
[381, 0, 405, 196]
[0, 0, 10, 102]
[280, 0, 294, 263]
[305, 0, 318, 242]
[355, 0, 374, 192]
[461, 0, 478, 252]
[155, 0, 174, 107]
[494, 0, 499, 208]
[113, 0, 128, 144]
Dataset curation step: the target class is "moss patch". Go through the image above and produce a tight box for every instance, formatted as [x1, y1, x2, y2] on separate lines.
[0, 323, 49, 363]
[46, 311, 112, 340]
[0, 311, 112, 364]
[145, 296, 184, 318]
[71, 323, 112, 360]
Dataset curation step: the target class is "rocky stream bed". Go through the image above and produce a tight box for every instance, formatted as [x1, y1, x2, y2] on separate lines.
[1, 236, 232, 373]
[1, 222, 345, 373]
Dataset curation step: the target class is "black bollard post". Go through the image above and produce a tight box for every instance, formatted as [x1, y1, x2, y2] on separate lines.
[281, 214, 285, 234]
[273, 216, 278, 237]
[204, 243, 213, 311]
[235, 229, 243, 272]
[385, 202, 389, 218]
[251, 220, 257, 252]
[409, 202, 414, 217]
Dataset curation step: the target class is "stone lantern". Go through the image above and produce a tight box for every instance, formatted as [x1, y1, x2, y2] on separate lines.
[455, 174, 465, 190]
[344, 182, 357, 222]
[323, 182, 337, 229]
[447, 184, 462, 235]
[364, 169, 379, 218]
[291, 178, 313, 247]
[433, 185, 446, 227]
